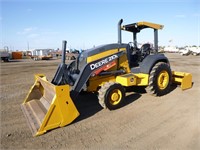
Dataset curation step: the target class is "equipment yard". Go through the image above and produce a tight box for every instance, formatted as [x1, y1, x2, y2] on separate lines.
[1, 53, 200, 149]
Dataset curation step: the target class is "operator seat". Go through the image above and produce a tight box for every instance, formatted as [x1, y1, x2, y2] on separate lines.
[130, 43, 151, 73]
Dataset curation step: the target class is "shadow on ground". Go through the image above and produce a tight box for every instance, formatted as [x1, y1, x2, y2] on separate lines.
[74, 93, 103, 123]
[67, 85, 177, 126]
[73, 90, 142, 123]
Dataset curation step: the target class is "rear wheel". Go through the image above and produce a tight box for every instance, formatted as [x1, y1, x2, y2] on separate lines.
[98, 82, 125, 110]
[146, 62, 172, 96]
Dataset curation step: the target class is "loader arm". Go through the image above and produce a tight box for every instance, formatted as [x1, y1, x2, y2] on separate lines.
[70, 50, 124, 99]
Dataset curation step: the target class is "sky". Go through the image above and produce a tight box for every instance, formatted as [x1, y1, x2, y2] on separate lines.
[1, 0, 200, 50]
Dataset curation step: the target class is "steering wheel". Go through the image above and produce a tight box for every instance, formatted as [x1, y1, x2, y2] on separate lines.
[141, 43, 151, 55]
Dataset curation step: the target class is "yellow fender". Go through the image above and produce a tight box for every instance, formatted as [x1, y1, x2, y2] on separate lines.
[21, 74, 80, 136]
[172, 71, 193, 90]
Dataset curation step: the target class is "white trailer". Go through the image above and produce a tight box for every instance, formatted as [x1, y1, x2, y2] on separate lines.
[31, 49, 53, 60]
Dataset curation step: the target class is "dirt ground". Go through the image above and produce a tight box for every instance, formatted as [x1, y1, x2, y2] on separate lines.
[0, 53, 200, 150]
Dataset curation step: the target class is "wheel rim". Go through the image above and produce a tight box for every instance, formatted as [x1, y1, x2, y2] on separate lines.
[109, 89, 122, 105]
[157, 70, 169, 90]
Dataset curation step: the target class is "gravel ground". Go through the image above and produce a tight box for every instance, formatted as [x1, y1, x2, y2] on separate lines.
[0, 53, 200, 150]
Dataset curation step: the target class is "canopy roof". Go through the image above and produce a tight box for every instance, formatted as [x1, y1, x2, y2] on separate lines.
[122, 21, 164, 33]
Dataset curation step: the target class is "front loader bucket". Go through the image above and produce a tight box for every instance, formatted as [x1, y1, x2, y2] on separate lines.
[172, 71, 192, 90]
[21, 74, 80, 136]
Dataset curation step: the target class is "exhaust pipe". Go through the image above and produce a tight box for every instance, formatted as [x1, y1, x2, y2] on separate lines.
[51, 40, 69, 85]
[118, 19, 123, 44]
[61, 40, 67, 64]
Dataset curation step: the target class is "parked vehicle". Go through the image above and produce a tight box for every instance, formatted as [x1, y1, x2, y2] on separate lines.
[190, 46, 200, 56]
[179, 47, 191, 56]
[0, 47, 10, 62]
[31, 49, 53, 60]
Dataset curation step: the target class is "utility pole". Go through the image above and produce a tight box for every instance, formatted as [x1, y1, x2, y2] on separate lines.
[27, 41, 29, 51]
[198, 16, 199, 47]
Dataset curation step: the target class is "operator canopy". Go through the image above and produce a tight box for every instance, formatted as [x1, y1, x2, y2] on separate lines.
[122, 21, 164, 33]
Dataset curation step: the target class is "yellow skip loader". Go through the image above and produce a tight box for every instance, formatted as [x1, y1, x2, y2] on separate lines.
[21, 19, 192, 136]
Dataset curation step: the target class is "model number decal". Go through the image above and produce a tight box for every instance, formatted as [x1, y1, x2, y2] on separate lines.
[90, 54, 118, 70]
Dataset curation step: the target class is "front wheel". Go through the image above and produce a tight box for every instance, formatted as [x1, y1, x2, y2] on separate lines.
[146, 62, 172, 96]
[98, 82, 125, 110]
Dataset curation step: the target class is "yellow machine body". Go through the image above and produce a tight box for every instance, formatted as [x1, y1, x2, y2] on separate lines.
[21, 74, 80, 136]
[116, 73, 149, 86]
[87, 70, 193, 93]
[86, 47, 131, 92]
[87, 47, 130, 73]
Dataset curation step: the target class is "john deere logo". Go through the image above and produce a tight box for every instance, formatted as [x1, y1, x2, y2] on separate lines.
[90, 55, 118, 70]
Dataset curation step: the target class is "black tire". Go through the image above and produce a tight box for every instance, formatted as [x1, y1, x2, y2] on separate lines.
[146, 62, 172, 96]
[98, 82, 125, 110]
